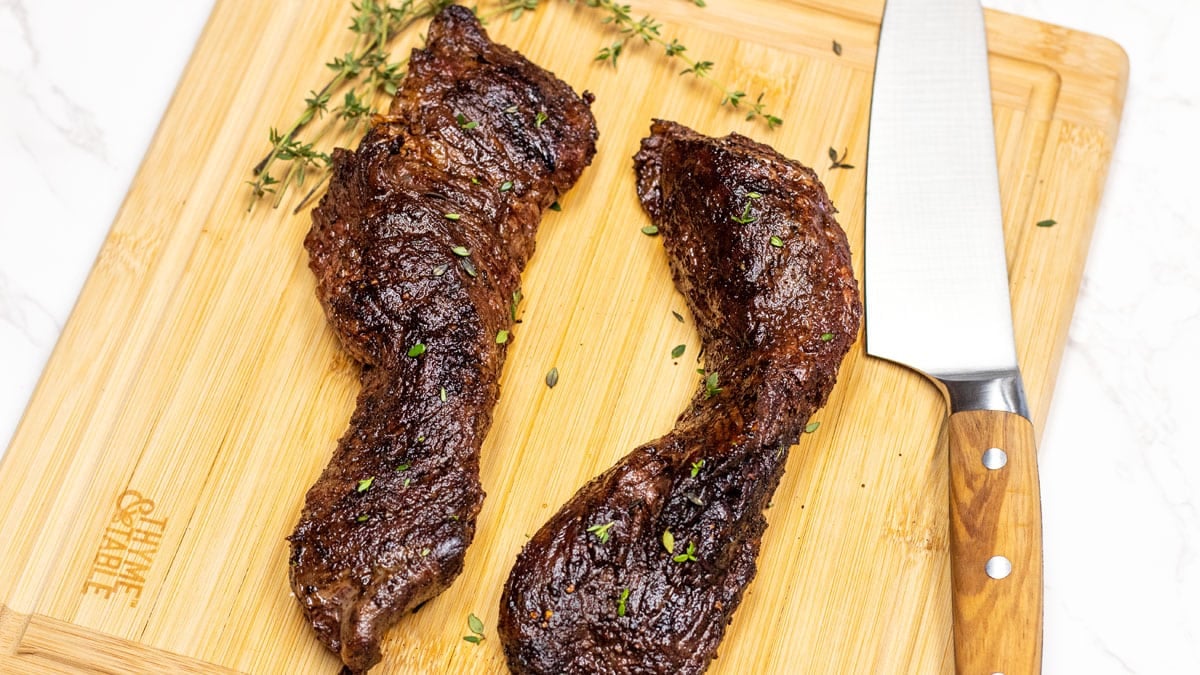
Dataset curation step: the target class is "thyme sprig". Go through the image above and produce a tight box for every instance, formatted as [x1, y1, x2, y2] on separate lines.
[251, 0, 785, 210]
[248, 0, 450, 209]
[581, 0, 782, 128]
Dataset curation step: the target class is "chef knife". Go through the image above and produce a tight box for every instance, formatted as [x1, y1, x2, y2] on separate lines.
[864, 0, 1043, 673]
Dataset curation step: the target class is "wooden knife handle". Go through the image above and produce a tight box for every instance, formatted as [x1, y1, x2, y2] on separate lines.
[948, 409, 1043, 675]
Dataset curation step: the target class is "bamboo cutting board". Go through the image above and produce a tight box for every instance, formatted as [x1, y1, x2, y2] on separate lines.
[0, 1, 1126, 673]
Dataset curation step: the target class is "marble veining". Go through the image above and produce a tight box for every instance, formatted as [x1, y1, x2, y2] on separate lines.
[1, 1, 1197, 673]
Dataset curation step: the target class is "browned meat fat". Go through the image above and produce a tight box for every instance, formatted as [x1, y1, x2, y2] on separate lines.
[287, 6, 597, 673]
[499, 120, 861, 674]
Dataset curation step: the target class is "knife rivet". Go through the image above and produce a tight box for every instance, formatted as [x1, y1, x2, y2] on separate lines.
[986, 556, 1012, 580]
[982, 447, 1007, 470]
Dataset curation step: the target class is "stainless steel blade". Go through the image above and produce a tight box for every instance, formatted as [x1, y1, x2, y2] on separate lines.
[865, 0, 1026, 414]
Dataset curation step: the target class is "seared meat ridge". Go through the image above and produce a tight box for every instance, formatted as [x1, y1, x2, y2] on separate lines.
[288, 6, 597, 673]
[499, 120, 860, 674]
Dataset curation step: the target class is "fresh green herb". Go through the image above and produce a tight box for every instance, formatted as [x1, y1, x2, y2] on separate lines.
[455, 112, 479, 130]
[805, 421, 821, 433]
[641, 225, 660, 236]
[433, 263, 449, 276]
[421, 547, 431, 557]
[587, 521, 616, 543]
[408, 342, 427, 357]
[247, 0, 439, 209]
[439, 387, 448, 402]
[460, 610, 484, 638]
[403, 477, 412, 488]
[510, 289, 523, 321]
[828, 147, 855, 170]
[534, 111, 549, 127]
[470, 176, 481, 185]
[731, 192, 762, 225]
[356, 477, 375, 492]
[546, 367, 560, 388]
[250, 0, 781, 211]
[460, 257, 478, 277]
[672, 310, 684, 323]
[396, 462, 411, 472]
[468, 613, 485, 636]
[690, 459, 705, 478]
[770, 235, 784, 248]
[692, 0, 707, 6]
[820, 332, 834, 342]
[500, 180, 514, 192]
[832, 39, 842, 56]
[356, 514, 370, 523]
[672, 540, 697, 563]
[701, 370, 722, 398]
[583, 1, 782, 127]
[671, 344, 686, 359]
[617, 587, 630, 617]
[662, 529, 676, 554]
[549, 201, 562, 212]
[497, 330, 510, 344]
[1036, 219, 1057, 228]
[445, 213, 462, 221]
[685, 491, 704, 506]
[452, 246, 470, 257]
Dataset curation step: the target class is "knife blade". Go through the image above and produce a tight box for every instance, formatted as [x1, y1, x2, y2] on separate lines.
[864, 0, 1044, 673]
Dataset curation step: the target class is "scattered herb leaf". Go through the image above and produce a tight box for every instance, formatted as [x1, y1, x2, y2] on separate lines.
[468, 613, 485, 635]
[497, 330, 510, 344]
[356, 477, 375, 492]
[770, 235, 784, 248]
[549, 201, 562, 212]
[617, 587, 630, 617]
[828, 147, 855, 170]
[534, 111, 549, 127]
[1037, 219, 1057, 228]
[672, 310, 684, 323]
[500, 180, 514, 192]
[407, 342, 426, 357]
[445, 213, 462, 221]
[690, 459, 705, 478]
[820, 332, 834, 342]
[671, 344, 686, 359]
[672, 540, 697, 563]
[356, 514, 369, 523]
[662, 529, 676, 554]
[805, 421, 821, 433]
[832, 39, 842, 56]
[587, 521, 616, 543]
[703, 371, 722, 398]
[546, 367, 560, 388]
[641, 225, 660, 236]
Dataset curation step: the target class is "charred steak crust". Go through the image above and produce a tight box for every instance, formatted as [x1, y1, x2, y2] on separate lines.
[288, 6, 597, 673]
[499, 120, 861, 674]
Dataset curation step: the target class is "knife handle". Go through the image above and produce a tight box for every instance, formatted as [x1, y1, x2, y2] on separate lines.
[947, 409, 1043, 675]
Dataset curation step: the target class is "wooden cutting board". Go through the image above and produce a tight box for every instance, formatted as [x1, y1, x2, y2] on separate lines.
[0, 1, 1126, 672]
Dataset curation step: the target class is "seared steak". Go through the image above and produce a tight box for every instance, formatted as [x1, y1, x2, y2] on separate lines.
[499, 120, 860, 674]
[288, 6, 597, 673]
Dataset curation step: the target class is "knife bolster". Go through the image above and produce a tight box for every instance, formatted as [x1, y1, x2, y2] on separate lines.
[939, 370, 1030, 420]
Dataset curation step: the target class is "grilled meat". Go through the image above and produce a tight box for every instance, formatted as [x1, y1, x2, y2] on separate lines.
[288, 6, 597, 673]
[499, 120, 860, 674]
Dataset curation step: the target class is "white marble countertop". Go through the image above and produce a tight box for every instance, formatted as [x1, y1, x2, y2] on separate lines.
[1, 0, 1196, 672]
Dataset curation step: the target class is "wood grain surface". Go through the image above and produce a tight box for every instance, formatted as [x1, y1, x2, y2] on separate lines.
[0, 0, 1126, 673]
[948, 410, 1043, 675]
